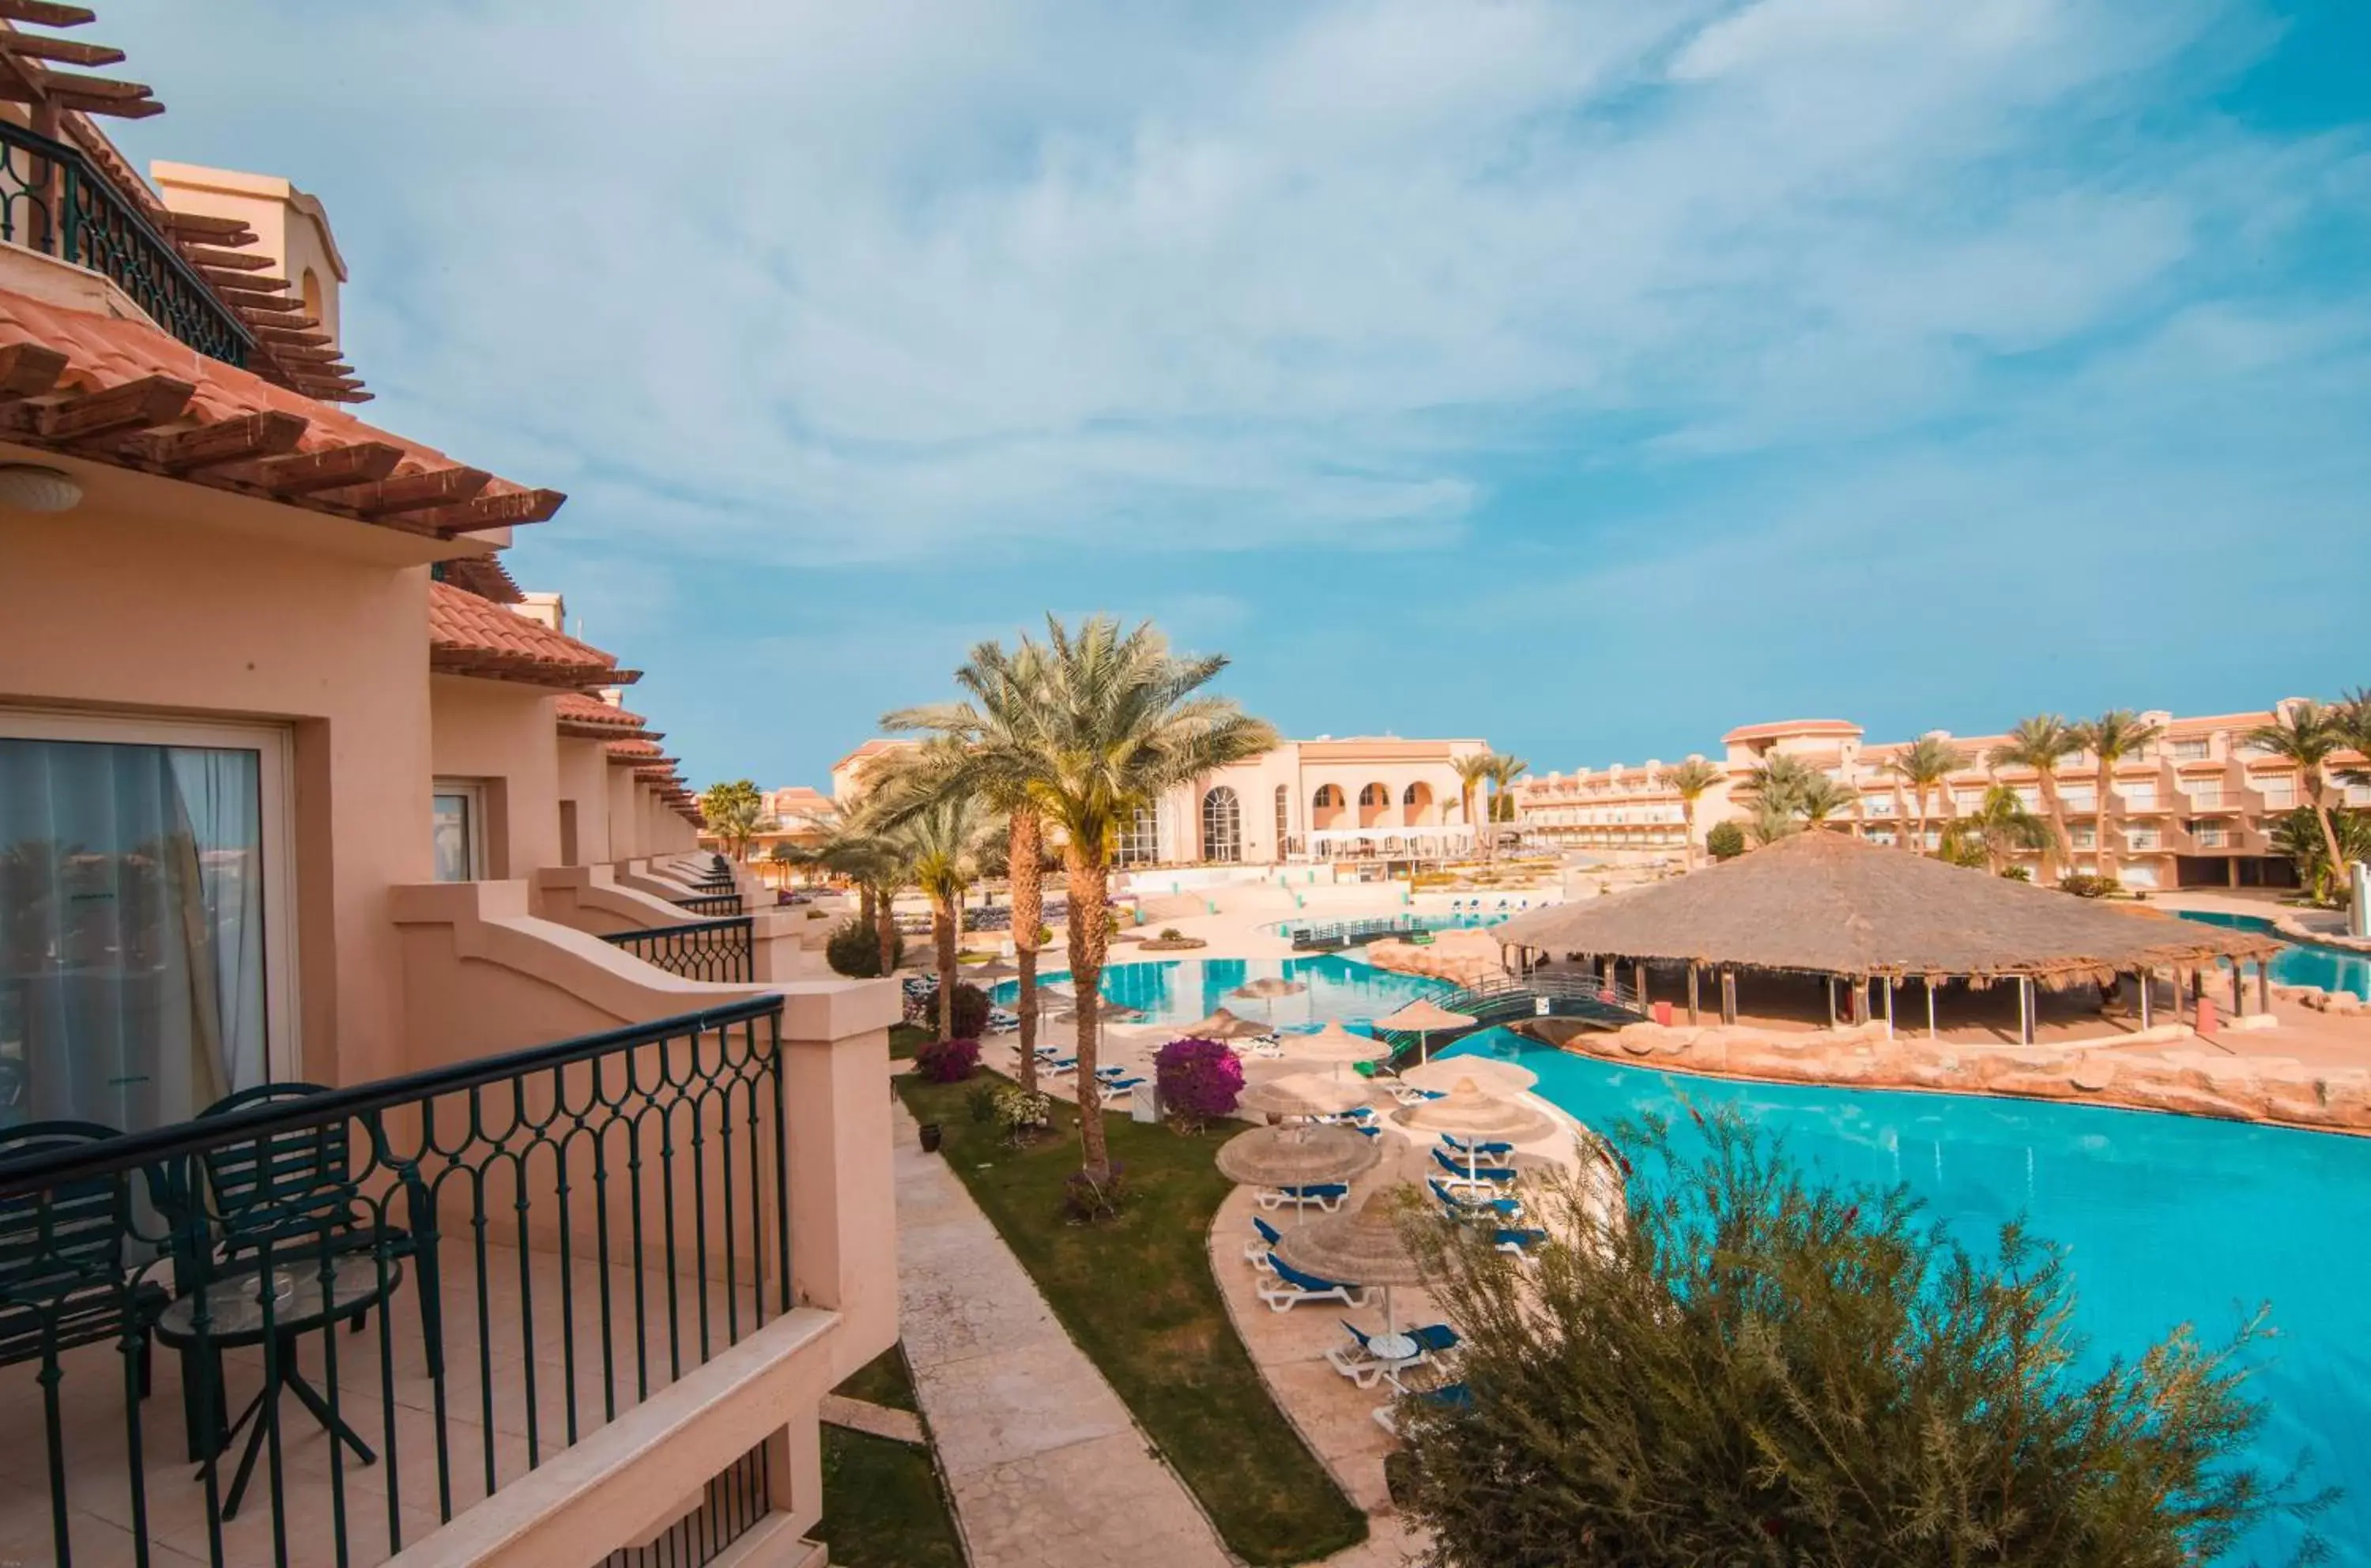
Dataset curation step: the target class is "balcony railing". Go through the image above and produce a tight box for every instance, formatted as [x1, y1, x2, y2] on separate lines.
[601, 916, 756, 983]
[0, 997, 790, 1568]
[675, 892, 744, 918]
[0, 118, 254, 367]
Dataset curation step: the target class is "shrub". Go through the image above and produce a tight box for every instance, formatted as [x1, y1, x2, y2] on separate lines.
[1061, 1161, 1129, 1224]
[965, 1082, 1000, 1123]
[1159, 927, 1185, 940]
[824, 918, 903, 978]
[2000, 865, 2033, 882]
[1705, 821, 1747, 861]
[912, 1036, 981, 1084]
[2058, 873, 2120, 899]
[991, 1085, 1052, 1145]
[1155, 1037, 1245, 1129]
[948, 981, 991, 1039]
[1396, 1108, 2317, 1566]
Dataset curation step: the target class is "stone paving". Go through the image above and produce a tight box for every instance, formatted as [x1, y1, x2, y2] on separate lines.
[891, 1096, 1233, 1568]
[819, 1393, 926, 1445]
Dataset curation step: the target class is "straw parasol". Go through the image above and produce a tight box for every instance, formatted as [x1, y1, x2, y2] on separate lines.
[1273, 1185, 1427, 1338]
[1239, 1072, 1375, 1120]
[1393, 1077, 1559, 1182]
[1398, 1055, 1537, 1095]
[963, 959, 1020, 982]
[1214, 1124, 1381, 1190]
[1376, 996, 1479, 1064]
[1231, 974, 1310, 1027]
[1175, 1007, 1270, 1042]
[1053, 997, 1143, 1024]
[1282, 1019, 1386, 1081]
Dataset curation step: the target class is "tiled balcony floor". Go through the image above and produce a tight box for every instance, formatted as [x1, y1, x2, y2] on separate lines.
[0, 1244, 765, 1568]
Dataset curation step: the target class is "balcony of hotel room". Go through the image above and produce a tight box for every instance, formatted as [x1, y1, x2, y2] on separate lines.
[0, 16, 891, 1562]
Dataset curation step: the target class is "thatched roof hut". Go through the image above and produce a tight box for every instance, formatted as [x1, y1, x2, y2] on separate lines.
[1494, 831, 2277, 991]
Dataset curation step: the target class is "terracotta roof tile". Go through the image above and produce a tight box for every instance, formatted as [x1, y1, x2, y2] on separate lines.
[555, 692, 649, 737]
[429, 581, 631, 690]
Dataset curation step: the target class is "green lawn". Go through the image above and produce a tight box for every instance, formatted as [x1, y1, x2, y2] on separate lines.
[833, 1342, 922, 1415]
[815, 1427, 966, 1568]
[897, 1073, 1368, 1566]
[889, 1022, 932, 1061]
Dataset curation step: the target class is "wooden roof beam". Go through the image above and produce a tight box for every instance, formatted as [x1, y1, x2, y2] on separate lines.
[0, 2, 98, 24]
[136, 409, 310, 473]
[202, 268, 288, 292]
[164, 212, 256, 244]
[185, 245, 272, 270]
[419, 487, 566, 534]
[36, 374, 192, 442]
[224, 290, 306, 314]
[0, 342, 67, 401]
[242, 440, 405, 497]
[322, 466, 492, 518]
[0, 36, 123, 67]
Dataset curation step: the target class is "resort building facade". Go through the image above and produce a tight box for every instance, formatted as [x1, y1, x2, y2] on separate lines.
[0, 12, 892, 1566]
[1512, 707, 2362, 889]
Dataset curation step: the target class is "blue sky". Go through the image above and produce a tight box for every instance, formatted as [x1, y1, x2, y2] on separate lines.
[107, 0, 2369, 786]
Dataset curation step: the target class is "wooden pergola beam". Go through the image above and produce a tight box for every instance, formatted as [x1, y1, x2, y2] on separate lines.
[0, 35, 121, 66]
[419, 487, 566, 534]
[36, 373, 193, 441]
[270, 345, 345, 364]
[0, 342, 68, 401]
[243, 439, 405, 496]
[224, 289, 306, 314]
[324, 466, 491, 517]
[163, 211, 255, 243]
[251, 325, 331, 349]
[136, 409, 311, 473]
[201, 267, 288, 292]
[184, 245, 271, 270]
[0, 2, 98, 25]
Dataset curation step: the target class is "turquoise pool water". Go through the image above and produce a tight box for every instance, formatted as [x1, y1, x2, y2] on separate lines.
[1023, 956, 2371, 1562]
[2179, 909, 2371, 1001]
[1254, 910, 1513, 938]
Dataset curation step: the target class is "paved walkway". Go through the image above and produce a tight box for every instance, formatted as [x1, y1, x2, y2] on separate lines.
[892, 1098, 1232, 1568]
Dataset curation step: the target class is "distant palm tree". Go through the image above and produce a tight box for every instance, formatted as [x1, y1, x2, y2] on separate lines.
[2069, 710, 2162, 886]
[898, 791, 998, 1039]
[2246, 701, 2347, 891]
[1943, 785, 2055, 876]
[1986, 717, 2082, 881]
[699, 778, 773, 863]
[1664, 757, 1724, 869]
[1742, 752, 1820, 808]
[1796, 775, 1855, 829]
[1453, 753, 1495, 857]
[791, 808, 908, 974]
[1003, 616, 1275, 1178]
[1484, 753, 1529, 858]
[884, 639, 1057, 1087]
[1745, 798, 1801, 847]
[1886, 737, 1968, 857]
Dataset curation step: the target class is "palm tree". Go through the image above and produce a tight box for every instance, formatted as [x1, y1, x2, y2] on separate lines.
[2068, 710, 2162, 886]
[1986, 717, 2081, 881]
[1745, 797, 1802, 847]
[1484, 753, 1529, 858]
[698, 778, 773, 863]
[882, 640, 1057, 1088]
[1943, 785, 2055, 876]
[1796, 775, 1854, 828]
[1885, 737, 1968, 857]
[1664, 757, 1725, 869]
[1453, 753, 1495, 859]
[2246, 702, 2347, 891]
[790, 808, 908, 974]
[1004, 615, 1276, 1178]
[2270, 805, 2371, 904]
[898, 793, 998, 1039]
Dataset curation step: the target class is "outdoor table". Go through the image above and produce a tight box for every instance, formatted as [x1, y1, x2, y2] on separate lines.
[1367, 1332, 1421, 1364]
[156, 1255, 400, 1518]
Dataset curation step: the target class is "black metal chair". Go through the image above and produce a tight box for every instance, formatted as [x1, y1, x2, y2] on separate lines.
[170, 1084, 444, 1456]
[0, 1120, 169, 1401]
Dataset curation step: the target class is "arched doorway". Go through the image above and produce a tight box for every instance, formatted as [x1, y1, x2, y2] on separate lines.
[1310, 782, 1345, 831]
[1201, 786, 1242, 863]
[1358, 782, 1390, 829]
[1401, 781, 1435, 826]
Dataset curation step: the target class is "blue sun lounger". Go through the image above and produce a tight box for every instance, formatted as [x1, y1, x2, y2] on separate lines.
[1255, 1256, 1367, 1312]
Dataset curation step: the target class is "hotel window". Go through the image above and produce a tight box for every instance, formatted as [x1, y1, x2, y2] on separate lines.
[0, 711, 296, 1132]
[433, 781, 488, 882]
[2257, 779, 2295, 809]
[2070, 827, 2096, 849]
[1117, 804, 1159, 866]
[2170, 738, 2211, 762]
[1359, 783, 1387, 808]
[1201, 786, 1242, 863]
[1273, 785, 1289, 846]
[2122, 785, 2158, 808]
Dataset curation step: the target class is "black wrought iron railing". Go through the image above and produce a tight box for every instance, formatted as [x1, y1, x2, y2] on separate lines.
[676, 892, 744, 918]
[0, 119, 254, 367]
[0, 996, 791, 1568]
[601, 917, 755, 985]
[1377, 972, 1643, 1064]
[1287, 914, 1433, 951]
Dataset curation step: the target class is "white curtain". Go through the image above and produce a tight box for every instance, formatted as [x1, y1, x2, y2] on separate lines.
[0, 738, 266, 1133]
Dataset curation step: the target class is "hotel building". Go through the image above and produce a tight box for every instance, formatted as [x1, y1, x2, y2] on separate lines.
[1511, 707, 2363, 890]
[0, 10, 892, 1566]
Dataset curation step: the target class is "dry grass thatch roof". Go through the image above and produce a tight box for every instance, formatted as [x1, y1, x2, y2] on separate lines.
[1492, 831, 2280, 985]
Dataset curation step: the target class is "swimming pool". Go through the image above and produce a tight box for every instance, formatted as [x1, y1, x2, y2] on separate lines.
[2178, 909, 2371, 1001]
[1022, 956, 2371, 1562]
[1440, 1031, 2371, 1565]
[1253, 910, 1513, 940]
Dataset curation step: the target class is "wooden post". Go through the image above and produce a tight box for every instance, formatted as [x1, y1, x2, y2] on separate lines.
[1825, 978, 1838, 1030]
[1883, 978, 1895, 1039]
[1721, 967, 1737, 1025]
[1687, 964, 1701, 1024]
[2019, 977, 2035, 1046]
[2139, 969, 2153, 1030]
[1927, 976, 1939, 1039]
[2230, 959, 2243, 1017]
[2256, 959, 2270, 1018]
[1634, 961, 1648, 1009]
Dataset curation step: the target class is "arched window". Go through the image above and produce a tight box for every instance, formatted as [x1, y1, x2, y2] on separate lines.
[1201, 786, 1242, 863]
[1274, 784, 1289, 845]
[1310, 782, 1344, 831]
[1359, 783, 1388, 807]
[300, 267, 323, 324]
[1117, 803, 1159, 865]
[1401, 780, 1435, 827]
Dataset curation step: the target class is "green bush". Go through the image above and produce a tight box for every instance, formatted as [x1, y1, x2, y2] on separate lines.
[2000, 865, 2033, 882]
[2057, 873, 2120, 899]
[1159, 927, 1185, 940]
[948, 981, 991, 1038]
[1705, 821, 1747, 861]
[825, 918, 903, 978]
[1397, 1109, 2320, 1566]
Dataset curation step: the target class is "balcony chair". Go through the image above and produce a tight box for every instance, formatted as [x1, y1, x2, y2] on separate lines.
[0, 1121, 170, 1403]
[169, 1083, 445, 1456]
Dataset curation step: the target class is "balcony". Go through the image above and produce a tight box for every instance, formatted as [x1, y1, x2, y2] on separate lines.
[0, 993, 873, 1568]
[0, 118, 254, 366]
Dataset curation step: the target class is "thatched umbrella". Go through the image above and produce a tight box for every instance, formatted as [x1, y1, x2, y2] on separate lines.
[1176, 1006, 1269, 1042]
[963, 959, 1020, 983]
[1284, 1019, 1385, 1079]
[1273, 1185, 1428, 1342]
[1231, 974, 1310, 1027]
[1053, 997, 1143, 1025]
[1376, 997, 1478, 1064]
[1214, 1124, 1381, 1190]
[1393, 1077, 1559, 1182]
[1398, 1055, 1538, 1095]
[1239, 1072, 1374, 1120]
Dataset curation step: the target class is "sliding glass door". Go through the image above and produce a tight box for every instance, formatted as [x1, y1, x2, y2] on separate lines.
[0, 714, 293, 1133]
